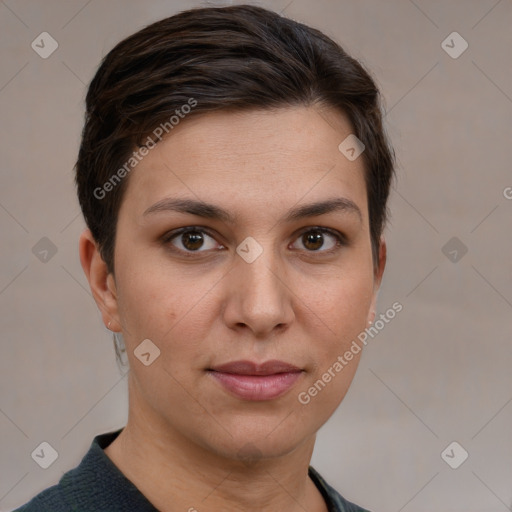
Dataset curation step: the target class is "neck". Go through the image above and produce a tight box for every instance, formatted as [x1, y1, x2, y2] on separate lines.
[104, 376, 327, 512]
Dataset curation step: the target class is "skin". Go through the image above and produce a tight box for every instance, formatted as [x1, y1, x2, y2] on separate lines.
[79, 105, 386, 512]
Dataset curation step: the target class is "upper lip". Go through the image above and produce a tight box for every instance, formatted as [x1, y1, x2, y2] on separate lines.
[209, 360, 302, 376]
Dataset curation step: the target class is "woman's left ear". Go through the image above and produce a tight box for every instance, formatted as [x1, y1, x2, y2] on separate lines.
[368, 236, 387, 324]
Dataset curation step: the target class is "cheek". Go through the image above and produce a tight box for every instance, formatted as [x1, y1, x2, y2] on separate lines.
[115, 255, 209, 336]
[114, 260, 219, 395]
[298, 269, 374, 398]
[334, 279, 374, 334]
[299, 267, 374, 335]
[295, 277, 372, 419]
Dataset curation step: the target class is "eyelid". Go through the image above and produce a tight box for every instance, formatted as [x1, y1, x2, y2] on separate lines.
[161, 225, 347, 256]
[291, 226, 347, 253]
[161, 226, 224, 254]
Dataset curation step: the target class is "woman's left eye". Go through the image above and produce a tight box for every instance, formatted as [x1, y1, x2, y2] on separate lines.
[290, 228, 345, 253]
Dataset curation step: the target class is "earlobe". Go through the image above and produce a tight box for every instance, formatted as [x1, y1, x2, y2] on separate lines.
[78, 228, 121, 332]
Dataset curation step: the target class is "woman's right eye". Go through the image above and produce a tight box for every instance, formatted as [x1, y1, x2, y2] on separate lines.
[162, 227, 224, 255]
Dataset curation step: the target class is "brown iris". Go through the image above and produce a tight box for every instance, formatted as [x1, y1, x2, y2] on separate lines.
[181, 231, 205, 251]
[302, 230, 324, 251]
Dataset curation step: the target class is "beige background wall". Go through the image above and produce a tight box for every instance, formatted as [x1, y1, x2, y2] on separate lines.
[1, 1, 511, 511]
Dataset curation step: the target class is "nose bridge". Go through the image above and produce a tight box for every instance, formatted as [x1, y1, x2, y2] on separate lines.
[226, 236, 293, 334]
[237, 238, 283, 302]
[241, 247, 280, 292]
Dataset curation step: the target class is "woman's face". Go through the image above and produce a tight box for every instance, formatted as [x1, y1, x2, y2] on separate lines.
[93, 106, 385, 460]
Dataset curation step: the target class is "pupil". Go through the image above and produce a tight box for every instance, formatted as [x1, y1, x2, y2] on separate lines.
[304, 231, 323, 250]
[183, 231, 204, 250]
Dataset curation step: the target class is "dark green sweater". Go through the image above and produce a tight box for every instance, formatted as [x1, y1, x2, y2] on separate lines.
[14, 429, 370, 512]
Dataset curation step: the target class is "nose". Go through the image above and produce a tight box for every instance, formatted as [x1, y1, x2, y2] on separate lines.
[222, 244, 295, 338]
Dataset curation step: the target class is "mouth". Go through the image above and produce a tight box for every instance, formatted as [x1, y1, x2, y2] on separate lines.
[207, 360, 304, 401]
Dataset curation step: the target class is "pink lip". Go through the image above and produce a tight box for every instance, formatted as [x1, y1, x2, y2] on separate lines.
[208, 360, 304, 401]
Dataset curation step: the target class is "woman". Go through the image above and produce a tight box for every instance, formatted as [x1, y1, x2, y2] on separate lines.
[15, 4, 394, 511]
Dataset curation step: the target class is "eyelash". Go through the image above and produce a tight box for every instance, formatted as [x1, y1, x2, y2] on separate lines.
[161, 226, 347, 258]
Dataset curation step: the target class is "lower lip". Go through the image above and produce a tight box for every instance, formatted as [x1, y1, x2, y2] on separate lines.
[209, 371, 303, 401]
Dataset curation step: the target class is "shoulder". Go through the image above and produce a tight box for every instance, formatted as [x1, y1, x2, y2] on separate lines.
[309, 465, 372, 512]
[11, 473, 75, 511]
[12, 430, 126, 512]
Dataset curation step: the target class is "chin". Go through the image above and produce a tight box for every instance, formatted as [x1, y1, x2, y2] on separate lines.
[201, 421, 313, 463]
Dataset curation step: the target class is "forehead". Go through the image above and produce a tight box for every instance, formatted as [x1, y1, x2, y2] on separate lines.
[120, 106, 368, 223]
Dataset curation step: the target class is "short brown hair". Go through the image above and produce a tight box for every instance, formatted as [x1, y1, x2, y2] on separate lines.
[75, 4, 395, 274]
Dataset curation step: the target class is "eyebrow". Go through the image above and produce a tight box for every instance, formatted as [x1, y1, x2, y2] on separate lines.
[143, 197, 362, 224]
